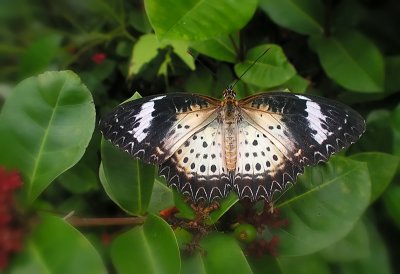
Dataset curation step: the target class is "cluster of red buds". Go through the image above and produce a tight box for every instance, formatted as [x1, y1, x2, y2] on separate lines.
[0, 167, 23, 271]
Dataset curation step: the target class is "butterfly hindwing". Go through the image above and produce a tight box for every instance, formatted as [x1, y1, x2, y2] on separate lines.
[234, 119, 303, 201]
[159, 118, 231, 202]
[234, 92, 365, 201]
[99, 93, 220, 165]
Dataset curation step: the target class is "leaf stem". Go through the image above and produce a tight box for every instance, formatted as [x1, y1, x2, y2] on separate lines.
[65, 216, 146, 227]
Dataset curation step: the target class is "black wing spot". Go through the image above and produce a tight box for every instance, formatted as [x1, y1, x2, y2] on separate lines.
[273, 155, 278, 161]
[211, 165, 217, 173]
[266, 161, 271, 167]
[252, 140, 258, 146]
[183, 157, 189, 163]
[245, 163, 251, 172]
[200, 165, 206, 172]
[255, 163, 261, 171]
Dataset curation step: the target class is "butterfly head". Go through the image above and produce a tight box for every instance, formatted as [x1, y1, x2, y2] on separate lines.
[223, 86, 236, 99]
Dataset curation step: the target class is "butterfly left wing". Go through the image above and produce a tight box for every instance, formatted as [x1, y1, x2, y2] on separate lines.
[99, 93, 220, 164]
[159, 118, 231, 202]
[234, 92, 365, 201]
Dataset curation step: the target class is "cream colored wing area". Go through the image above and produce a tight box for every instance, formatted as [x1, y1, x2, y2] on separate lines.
[233, 117, 304, 202]
[159, 118, 232, 202]
[160, 108, 219, 158]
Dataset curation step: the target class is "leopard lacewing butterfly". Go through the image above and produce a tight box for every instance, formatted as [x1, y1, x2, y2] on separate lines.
[99, 88, 365, 202]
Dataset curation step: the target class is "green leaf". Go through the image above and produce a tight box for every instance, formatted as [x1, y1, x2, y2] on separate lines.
[309, 29, 385, 93]
[144, 0, 258, 41]
[335, 217, 391, 274]
[356, 110, 393, 154]
[129, 34, 164, 77]
[147, 179, 174, 214]
[0, 71, 95, 203]
[173, 189, 196, 220]
[385, 55, 400, 92]
[350, 152, 399, 202]
[234, 44, 296, 88]
[199, 233, 252, 274]
[260, 0, 324, 36]
[100, 139, 156, 215]
[169, 40, 196, 70]
[320, 219, 369, 262]
[207, 192, 238, 225]
[111, 214, 180, 274]
[275, 157, 370, 256]
[58, 162, 98, 194]
[9, 214, 107, 274]
[190, 34, 238, 63]
[19, 34, 62, 78]
[279, 74, 310, 93]
[247, 254, 281, 274]
[129, 4, 152, 33]
[383, 184, 400, 229]
[278, 254, 330, 274]
[392, 104, 400, 157]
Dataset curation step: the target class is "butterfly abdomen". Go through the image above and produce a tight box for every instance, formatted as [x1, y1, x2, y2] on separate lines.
[222, 98, 239, 171]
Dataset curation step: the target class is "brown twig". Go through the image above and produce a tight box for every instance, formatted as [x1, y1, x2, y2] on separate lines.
[65, 216, 146, 227]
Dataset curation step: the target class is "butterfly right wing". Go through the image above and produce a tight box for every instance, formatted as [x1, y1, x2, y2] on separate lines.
[99, 93, 220, 165]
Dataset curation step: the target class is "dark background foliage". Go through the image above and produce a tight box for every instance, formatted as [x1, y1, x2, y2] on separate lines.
[0, 0, 400, 273]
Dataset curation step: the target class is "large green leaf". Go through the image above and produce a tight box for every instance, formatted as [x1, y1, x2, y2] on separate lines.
[144, 0, 257, 41]
[260, 0, 324, 36]
[129, 34, 163, 77]
[190, 34, 239, 63]
[278, 254, 330, 274]
[320, 219, 369, 262]
[383, 184, 400, 229]
[385, 55, 400, 92]
[309, 29, 385, 93]
[180, 233, 252, 274]
[19, 34, 62, 78]
[9, 214, 107, 274]
[234, 44, 296, 88]
[392, 104, 400, 156]
[0, 71, 95, 203]
[111, 214, 180, 274]
[274, 157, 370, 256]
[100, 142, 155, 215]
[350, 152, 399, 202]
[128, 34, 194, 78]
[335, 217, 391, 274]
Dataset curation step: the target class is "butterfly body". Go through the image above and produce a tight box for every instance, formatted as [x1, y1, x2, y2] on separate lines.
[100, 88, 365, 203]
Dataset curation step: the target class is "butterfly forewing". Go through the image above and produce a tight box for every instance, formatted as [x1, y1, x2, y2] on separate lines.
[159, 118, 231, 201]
[235, 92, 365, 201]
[99, 93, 220, 165]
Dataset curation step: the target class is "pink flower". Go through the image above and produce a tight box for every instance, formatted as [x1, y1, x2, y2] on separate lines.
[91, 53, 107, 64]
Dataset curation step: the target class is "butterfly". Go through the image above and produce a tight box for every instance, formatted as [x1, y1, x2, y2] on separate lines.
[99, 88, 365, 203]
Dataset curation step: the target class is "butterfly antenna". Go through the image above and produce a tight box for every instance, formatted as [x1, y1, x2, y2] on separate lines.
[230, 47, 271, 89]
[187, 49, 218, 79]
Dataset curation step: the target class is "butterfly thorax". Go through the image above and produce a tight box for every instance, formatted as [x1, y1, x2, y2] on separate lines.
[221, 92, 239, 172]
